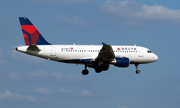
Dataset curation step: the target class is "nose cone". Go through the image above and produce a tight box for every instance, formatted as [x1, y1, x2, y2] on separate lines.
[153, 53, 158, 62]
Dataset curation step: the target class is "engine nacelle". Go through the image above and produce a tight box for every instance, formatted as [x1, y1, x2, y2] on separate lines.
[112, 57, 130, 67]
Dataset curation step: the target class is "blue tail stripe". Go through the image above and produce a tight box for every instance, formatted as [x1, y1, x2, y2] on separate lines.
[36, 34, 51, 45]
[19, 17, 33, 25]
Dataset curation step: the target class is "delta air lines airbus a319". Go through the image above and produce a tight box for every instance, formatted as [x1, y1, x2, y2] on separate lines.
[16, 17, 158, 75]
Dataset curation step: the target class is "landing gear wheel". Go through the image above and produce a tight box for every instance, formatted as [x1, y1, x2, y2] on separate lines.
[135, 64, 140, 74]
[82, 69, 89, 75]
[136, 70, 140, 74]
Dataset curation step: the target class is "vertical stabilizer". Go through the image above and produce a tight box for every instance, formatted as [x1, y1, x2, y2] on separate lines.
[19, 17, 51, 45]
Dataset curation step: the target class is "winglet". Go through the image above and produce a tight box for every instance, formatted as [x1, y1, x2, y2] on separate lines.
[102, 42, 107, 46]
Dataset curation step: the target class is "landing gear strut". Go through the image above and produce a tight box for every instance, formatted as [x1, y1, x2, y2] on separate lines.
[82, 65, 89, 75]
[135, 64, 140, 74]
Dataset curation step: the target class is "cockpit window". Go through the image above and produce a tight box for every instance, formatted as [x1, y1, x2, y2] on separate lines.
[147, 50, 152, 53]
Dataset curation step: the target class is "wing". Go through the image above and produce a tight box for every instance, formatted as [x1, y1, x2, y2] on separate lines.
[95, 42, 115, 61]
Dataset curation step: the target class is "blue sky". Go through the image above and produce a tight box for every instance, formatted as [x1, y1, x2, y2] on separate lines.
[0, 0, 180, 108]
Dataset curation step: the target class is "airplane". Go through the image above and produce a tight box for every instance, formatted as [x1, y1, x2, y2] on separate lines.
[16, 17, 158, 75]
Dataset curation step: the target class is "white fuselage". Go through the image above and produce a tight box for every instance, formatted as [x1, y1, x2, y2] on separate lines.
[16, 45, 158, 64]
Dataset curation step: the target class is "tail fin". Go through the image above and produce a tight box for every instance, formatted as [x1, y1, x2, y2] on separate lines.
[19, 17, 51, 45]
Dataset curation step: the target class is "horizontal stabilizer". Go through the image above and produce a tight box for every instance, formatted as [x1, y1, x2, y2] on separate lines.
[27, 45, 41, 51]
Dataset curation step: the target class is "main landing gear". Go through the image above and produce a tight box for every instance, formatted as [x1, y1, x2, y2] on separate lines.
[135, 64, 140, 74]
[82, 65, 89, 75]
[82, 64, 141, 75]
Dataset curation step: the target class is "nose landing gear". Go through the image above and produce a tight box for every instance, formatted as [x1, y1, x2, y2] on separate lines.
[136, 70, 140, 74]
[135, 64, 140, 74]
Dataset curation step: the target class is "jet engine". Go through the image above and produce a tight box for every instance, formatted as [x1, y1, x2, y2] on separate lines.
[111, 57, 130, 67]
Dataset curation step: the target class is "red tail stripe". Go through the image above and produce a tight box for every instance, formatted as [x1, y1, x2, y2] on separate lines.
[31, 30, 40, 45]
[21, 25, 37, 34]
